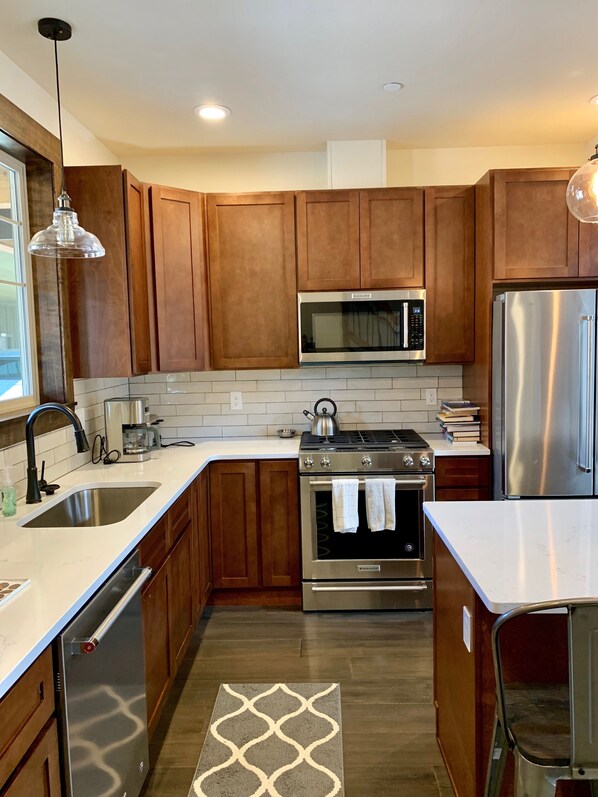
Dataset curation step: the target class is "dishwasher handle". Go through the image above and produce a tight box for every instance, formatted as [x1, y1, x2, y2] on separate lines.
[72, 566, 152, 655]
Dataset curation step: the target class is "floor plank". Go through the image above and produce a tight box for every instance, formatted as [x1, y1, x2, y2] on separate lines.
[140, 606, 450, 797]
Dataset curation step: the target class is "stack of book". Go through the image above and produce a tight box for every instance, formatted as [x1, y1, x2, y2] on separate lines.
[436, 400, 481, 447]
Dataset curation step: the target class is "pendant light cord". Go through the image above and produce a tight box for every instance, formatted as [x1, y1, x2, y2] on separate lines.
[53, 36, 67, 197]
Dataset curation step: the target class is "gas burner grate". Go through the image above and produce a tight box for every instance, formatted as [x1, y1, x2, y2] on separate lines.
[300, 429, 428, 451]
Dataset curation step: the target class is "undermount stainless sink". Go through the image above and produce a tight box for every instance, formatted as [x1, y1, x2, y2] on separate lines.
[20, 484, 160, 528]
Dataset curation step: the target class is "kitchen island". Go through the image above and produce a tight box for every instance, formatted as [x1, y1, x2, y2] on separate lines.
[424, 498, 598, 797]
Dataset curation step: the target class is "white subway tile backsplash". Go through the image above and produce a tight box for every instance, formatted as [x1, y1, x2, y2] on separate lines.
[128, 364, 463, 441]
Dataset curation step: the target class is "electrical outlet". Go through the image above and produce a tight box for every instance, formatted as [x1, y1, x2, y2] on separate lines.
[425, 388, 437, 406]
[230, 391, 243, 410]
[462, 606, 472, 652]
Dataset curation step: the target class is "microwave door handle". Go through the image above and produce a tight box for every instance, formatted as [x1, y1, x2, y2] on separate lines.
[403, 302, 409, 348]
[578, 315, 595, 473]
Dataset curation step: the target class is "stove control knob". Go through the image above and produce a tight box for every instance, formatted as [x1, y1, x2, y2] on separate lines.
[403, 454, 414, 467]
[361, 456, 372, 467]
[303, 457, 314, 469]
[320, 457, 331, 468]
[420, 455, 431, 468]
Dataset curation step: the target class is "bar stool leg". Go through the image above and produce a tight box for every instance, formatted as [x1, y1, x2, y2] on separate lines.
[485, 714, 508, 797]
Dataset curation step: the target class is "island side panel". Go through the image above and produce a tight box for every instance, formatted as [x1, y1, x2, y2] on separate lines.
[434, 533, 479, 796]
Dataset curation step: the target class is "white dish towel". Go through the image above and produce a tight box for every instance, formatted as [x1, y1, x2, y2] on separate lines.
[332, 479, 359, 533]
[365, 479, 396, 532]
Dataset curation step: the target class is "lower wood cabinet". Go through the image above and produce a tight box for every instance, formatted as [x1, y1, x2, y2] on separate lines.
[1, 719, 61, 797]
[435, 455, 491, 501]
[140, 472, 212, 736]
[210, 460, 300, 591]
[0, 648, 60, 797]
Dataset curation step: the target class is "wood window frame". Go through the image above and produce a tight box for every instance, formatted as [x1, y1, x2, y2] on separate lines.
[0, 93, 75, 446]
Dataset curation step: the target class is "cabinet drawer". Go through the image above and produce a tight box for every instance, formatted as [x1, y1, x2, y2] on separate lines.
[435, 456, 491, 489]
[168, 490, 192, 546]
[435, 487, 492, 502]
[138, 515, 169, 573]
[0, 648, 55, 791]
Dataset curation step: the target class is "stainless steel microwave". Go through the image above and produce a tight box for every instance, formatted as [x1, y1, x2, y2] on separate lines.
[298, 289, 425, 364]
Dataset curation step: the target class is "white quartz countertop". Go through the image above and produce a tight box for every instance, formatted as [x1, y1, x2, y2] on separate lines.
[0, 437, 299, 698]
[426, 438, 490, 457]
[424, 498, 598, 614]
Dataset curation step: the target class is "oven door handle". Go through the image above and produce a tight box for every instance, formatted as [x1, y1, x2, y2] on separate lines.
[311, 585, 428, 592]
[310, 478, 428, 487]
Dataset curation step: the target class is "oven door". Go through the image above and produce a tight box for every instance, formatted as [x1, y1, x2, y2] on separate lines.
[300, 473, 434, 582]
[298, 290, 425, 363]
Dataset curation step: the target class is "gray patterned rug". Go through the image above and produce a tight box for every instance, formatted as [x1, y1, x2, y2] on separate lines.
[188, 682, 344, 797]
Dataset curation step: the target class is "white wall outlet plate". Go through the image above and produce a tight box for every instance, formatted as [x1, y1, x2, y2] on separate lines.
[425, 388, 437, 406]
[230, 391, 243, 410]
[462, 606, 472, 652]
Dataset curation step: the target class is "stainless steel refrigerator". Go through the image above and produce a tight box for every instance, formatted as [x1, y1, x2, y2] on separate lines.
[493, 289, 598, 499]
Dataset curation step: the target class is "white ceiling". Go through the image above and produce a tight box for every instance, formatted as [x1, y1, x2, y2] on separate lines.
[0, 0, 597, 156]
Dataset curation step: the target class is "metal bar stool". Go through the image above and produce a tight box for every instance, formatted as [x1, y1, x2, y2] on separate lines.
[485, 598, 598, 797]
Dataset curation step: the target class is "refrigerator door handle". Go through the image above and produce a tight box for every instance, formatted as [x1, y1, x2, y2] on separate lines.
[578, 315, 595, 473]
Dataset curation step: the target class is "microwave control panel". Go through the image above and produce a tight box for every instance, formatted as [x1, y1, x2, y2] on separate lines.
[408, 303, 425, 349]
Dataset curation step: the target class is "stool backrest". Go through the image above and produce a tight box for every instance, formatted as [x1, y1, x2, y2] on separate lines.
[492, 598, 598, 773]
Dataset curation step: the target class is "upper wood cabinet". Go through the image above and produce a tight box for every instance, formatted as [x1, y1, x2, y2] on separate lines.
[493, 168, 580, 281]
[207, 192, 298, 369]
[424, 186, 475, 364]
[65, 165, 153, 377]
[150, 186, 208, 372]
[296, 188, 424, 291]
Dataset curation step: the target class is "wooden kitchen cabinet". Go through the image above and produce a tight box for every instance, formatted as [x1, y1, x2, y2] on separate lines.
[150, 185, 208, 372]
[493, 168, 579, 281]
[209, 459, 301, 592]
[259, 460, 300, 587]
[435, 455, 491, 501]
[296, 188, 424, 291]
[167, 524, 194, 671]
[142, 557, 172, 735]
[65, 165, 153, 377]
[197, 468, 212, 608]
[207, 192, 298, 369]
[0, 719, 62, 797]
[424, 186, 475, 363]
[210, 461, 260, 589]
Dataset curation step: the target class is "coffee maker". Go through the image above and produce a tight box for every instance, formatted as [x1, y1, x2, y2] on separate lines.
[104, 397, 159, 463]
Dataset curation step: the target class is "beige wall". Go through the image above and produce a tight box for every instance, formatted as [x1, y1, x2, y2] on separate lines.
[386, 143, 589, 186]
[0, 50, 117, 166]
[123, 142, 589, 193]
[122, 150, 328, 193]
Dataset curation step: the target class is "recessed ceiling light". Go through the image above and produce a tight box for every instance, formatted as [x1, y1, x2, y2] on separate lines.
[194, 104, 231, 120]
[382, 82, 404, 93]
[589, 95, 598, 106]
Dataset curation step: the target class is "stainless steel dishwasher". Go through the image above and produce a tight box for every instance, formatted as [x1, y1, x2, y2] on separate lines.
[56, 551, 152, 797]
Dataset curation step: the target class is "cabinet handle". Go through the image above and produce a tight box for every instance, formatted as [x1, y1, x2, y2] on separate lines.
[311, 584, 428, 592]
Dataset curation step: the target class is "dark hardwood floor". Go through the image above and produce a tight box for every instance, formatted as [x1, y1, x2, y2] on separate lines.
[141, 607, 452, 797]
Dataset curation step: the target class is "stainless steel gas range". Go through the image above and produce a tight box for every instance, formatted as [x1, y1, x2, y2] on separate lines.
[299, 429, 434, 611]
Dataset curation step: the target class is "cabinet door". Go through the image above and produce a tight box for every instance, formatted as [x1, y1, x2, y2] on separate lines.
[296, 190, 360, 290]
[123, 171, 153, 374]
[1, 719, 61, 797]
[142, 557, 172, 735]
[198, 468, 212, 605]
[168, 524, 194, 671]
[493, 169, 579, 281]
[579, 222, 598, 278]
[65, 165, 134, 378]
[151, 186, 207, 371]
[207, 193, 298, 369]
[425, 186, 475, 363]
[259, 460, 300, 587]
[360, 188, 424, 288]
[210, 462, 260, 589]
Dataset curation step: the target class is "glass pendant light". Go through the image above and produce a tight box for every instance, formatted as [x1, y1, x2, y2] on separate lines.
[566, 145, 598, 224]
[28, 18, 105, 259]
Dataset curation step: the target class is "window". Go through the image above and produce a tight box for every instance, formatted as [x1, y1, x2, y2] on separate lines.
[0, 150, 38, 415]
